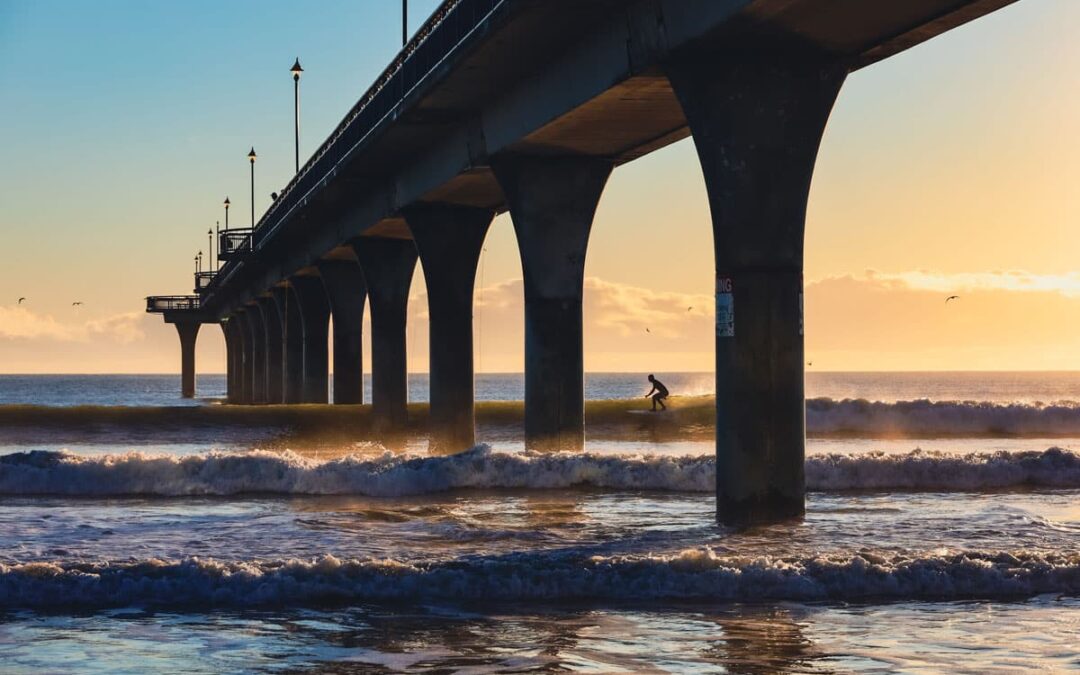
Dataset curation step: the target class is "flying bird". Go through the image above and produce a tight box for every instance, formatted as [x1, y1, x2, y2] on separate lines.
[645, 328, 651, 334]
[945, 295, 959, 303]
[687, 306, 693, 312]
[72, 301, 83, 307]
[17, 297, 25, 305]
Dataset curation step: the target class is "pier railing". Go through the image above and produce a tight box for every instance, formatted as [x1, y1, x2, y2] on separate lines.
[236, 0, 503, 255]
[194, 272, 216, 293]
[146, 296, 201, 313]
[218, 228, 256, 260]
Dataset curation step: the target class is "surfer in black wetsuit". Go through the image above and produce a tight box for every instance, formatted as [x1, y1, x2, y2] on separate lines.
[644, 374, 669, 411]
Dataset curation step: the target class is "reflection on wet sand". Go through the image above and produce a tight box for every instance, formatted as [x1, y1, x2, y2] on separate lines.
[272, 603, 833, 673]
[703, 605, 827, 674]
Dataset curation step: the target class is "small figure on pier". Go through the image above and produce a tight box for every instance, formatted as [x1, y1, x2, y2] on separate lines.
[644, 374, 669, 412]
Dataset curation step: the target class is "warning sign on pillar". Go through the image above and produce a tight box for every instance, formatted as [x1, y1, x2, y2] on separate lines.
[716, 276, 734, 337]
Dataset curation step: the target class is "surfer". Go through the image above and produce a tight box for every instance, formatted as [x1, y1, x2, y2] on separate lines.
[644, 374, 669, 411]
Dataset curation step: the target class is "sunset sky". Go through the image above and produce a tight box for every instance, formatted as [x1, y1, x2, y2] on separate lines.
[1, 0, 1078, 373]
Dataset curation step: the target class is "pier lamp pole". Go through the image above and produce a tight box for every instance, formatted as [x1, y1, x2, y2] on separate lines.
[291, 59, 303, 174]
[194, 254, 199, 276]
[224, 197, 230, 231]
[207, 228, 213, 273]
[198, 251, 203, 274]
[248, 148, 257, 227]
[403, 0, 407, 46]
[215, 222, 220, 271]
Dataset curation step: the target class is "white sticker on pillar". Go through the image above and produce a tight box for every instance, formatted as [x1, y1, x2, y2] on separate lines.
[716, 276, 734, 337]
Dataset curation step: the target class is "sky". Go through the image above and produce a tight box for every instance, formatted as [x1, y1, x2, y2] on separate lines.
[0, 0, 1078, 373]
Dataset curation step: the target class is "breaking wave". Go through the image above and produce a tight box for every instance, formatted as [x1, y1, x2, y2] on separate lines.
[1, 549, 1077, 610]
[2, 446, 1079, 496]
[6, 397, 1080, 442]
[807, 398, 1080, 437]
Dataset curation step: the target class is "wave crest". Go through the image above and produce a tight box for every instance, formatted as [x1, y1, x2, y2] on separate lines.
[2, 549, 1077, 609]
[807, 398, 1080, 437]
[2, 446, 1079, 496]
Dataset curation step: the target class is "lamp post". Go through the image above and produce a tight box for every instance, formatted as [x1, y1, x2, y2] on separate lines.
[198, 250, 203, 274]
[248, 148, 257, 227]
[223, 197, 230, 231]
[194, 254, 199, 276]
[291, 58, 303, 174]
[214, 222, 220, 271]
[207, 228, 213, 273]
[403, 0, 407, 46]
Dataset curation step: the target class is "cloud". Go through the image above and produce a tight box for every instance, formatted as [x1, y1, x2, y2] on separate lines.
[817, 270, 1080, 297]
[467, 277, 713, 337]
[804, 270, 1080, 370]
[584, 278, 713, 338]
[0, 307, 79, 340]
[0, 307, 146, 343]
[86, 312, 146, 344]
[6, 270, 1080, 374]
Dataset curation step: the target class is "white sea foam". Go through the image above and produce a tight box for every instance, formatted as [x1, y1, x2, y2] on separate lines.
[1, 446, 1079, 496]
[1, 549, 1077, 609]
[807, 397, 1080, 437]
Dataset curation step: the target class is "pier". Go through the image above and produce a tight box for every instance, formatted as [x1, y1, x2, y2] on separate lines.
[148, 0, 1019, 523]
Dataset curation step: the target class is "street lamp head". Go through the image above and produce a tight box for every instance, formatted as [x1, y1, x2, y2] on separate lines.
[291, 58, 303, 81]
[224, 196, 230, 209]
[248, 147, 257, 163]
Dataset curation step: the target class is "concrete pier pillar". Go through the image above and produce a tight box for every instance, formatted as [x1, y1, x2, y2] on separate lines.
[174, 321, 201, 399]
[229, 318, 245, 404]
[221, 321, 235, 402]
[316, 260, 367, 405]
[290, 275, 330, 404]
[272, 286, 305, 404]
[236, 310, 253, 405]
[404, 204, 494, 451]
[491, 156, 612, 452]
[667, 54, 847, 524]
[257, 297, 284, 404]
[351, 238, 417, 427]
[246, 303, 268, 404]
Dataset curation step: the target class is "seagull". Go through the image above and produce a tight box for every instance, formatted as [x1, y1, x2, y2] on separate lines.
[72, 302, 83, 307]
[687, 306, 693, 312]
[945, 295, 959, 303]
[645, 328, 651, 334]
[17, 297, 25, 305]
[807, 362, 813, 367]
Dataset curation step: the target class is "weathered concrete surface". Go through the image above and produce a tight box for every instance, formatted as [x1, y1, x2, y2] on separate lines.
[290, 275, 331, 404]
[246, 303, 268, 404]
[405, 204, 494, 451]
[257, 297, 284, 404]
[221, 320, 237, 403]
[492, 155, 612, 452]
[174, 322, 201, 399]
[352, 238, 417, 428]
[272, 286, 305, 404]
[668, 51, 847, 524]
[235, 310, 253, 405]
[317, 260, 368, 405]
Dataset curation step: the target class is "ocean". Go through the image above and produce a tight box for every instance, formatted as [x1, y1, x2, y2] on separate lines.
[0, 372, 1078, 673]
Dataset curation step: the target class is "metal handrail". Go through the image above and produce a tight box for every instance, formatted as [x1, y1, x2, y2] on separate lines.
[219, 228, 255, 259]
[247, 0, 502, 252]
[146, 296, 201, 312]
[194, 271, 216, 293]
